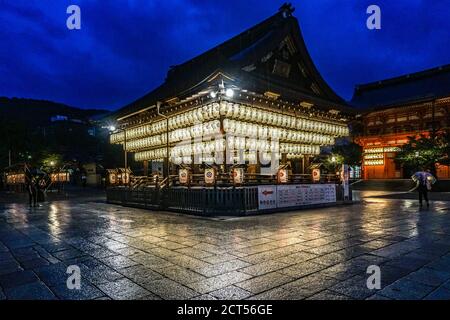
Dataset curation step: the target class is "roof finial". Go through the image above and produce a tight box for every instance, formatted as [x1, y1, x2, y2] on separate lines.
[279, 3, 295, 18]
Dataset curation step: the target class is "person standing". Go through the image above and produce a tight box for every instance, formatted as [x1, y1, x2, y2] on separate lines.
[81, 172, 87, 188]
[412, 168, 436, 208]
[25, 166, 37, 207]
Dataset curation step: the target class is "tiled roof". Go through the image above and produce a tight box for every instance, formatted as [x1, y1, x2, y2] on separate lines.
[351, 64, 450, 110]
[112, 4, 348, 119]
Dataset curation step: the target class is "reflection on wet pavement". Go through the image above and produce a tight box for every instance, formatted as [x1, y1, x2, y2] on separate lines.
[1, 194, 450, 300]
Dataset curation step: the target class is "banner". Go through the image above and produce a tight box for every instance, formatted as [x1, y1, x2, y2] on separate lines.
[341, 164, 349, 200]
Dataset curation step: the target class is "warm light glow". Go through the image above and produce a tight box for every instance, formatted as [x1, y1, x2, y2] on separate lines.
[365, 159, 384, 166]
[111, 99, 349, 164]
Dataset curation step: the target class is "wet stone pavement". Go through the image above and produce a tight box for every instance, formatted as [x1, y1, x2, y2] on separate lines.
[1, 194, 450, 300]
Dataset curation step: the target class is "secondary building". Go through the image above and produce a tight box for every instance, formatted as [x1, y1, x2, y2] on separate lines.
[352, 65, 450, 180]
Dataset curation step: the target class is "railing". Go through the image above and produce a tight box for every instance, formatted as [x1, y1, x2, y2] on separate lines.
[106, 182, 351, 216]
[130, 175, 163, 189]
[164, 187, 259, 215]
[106, 187, 161, 209]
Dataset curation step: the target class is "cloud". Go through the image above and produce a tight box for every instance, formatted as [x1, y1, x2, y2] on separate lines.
[0, 0, 449, 108]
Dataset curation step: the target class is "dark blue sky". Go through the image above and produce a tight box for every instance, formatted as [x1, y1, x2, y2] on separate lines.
[1, 0, 449, 110]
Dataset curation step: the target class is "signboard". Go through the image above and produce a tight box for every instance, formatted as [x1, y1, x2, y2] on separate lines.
[341, 164, 349, 200]
[312, 169, 321, 182]
[257, 184, 337, 210]
[232, 168, 244, 185]
[277, 169, 288, 183]
[257, 186, 277, 210]
[179, 169, 189, 184]
[204, 168, 215, 185]
[277, 184, 336, 208]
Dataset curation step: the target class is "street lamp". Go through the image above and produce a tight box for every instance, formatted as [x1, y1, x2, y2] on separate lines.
[225, 88, 234, 98]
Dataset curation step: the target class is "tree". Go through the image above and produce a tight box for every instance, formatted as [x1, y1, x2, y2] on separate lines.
[315, 142, 363, 173]
[40, 152, 63, 170]
[395, 131, 450, 176]
[331, 142, 363, 166]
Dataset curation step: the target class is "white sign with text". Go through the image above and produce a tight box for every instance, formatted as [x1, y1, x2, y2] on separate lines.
[257, 184, 337, 210]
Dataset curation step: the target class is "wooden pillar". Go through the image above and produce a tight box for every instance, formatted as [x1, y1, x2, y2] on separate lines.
[281, 153, 287, 166]
[143, 160, 149, 176]
[301, 157, 305, 174]
[304, 156, 311, 173]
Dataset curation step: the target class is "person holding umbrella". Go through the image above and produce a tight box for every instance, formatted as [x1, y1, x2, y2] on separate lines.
[412, 167, 436, 208]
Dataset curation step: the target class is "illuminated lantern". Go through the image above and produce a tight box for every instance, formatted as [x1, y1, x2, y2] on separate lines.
[179, 168, 189, 184]
[277, 168, 288, 184]
[204, 168, 215, 185]
[232, 168, 244, 185]
[312, 168, 321, 182]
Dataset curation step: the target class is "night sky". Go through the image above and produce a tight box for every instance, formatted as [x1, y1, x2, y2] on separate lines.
[1, 0, 449, 110]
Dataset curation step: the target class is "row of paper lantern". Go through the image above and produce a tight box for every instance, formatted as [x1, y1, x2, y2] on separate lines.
[134, 142, 321, 161]
[171, 140, 226, 158]
[123, 119, 334, 152]
[364, 153, 384, 160]
[124, 121, 221, 151]
[226, 136, 279, 152]
[219, 102, 348, 136]
[114, 105, 221, 143]
[365, 159, 384, 166]
[135, 148, 167, 161]
[280, 143, 320, 155]
[223, 119, 334, 145]
[169, 120, 221, 142]
[111, 102, 349, 144]
[167, 102, 348, 135]
[280, 144, 320, 155]
[364, 147, 384, 154]
[126, 135, 167, 151]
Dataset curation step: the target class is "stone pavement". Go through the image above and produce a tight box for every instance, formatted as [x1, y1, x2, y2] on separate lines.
[1, 193, 450, 300]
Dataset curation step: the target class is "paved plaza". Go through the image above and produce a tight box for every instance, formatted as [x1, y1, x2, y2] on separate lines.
[1, 191, 450, 300]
